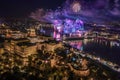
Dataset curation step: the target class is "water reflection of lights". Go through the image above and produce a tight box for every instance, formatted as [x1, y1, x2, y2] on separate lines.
[69, 41, 83, 51]
[110, 41, 120, 47]
[83, 39, 89, 45]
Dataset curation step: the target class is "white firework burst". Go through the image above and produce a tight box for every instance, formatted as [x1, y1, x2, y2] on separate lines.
[72, 2, 81, 13]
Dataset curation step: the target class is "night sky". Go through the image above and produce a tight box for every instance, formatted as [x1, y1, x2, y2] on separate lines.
[0, 0, 65, 17]
[0, 0, 119, 18]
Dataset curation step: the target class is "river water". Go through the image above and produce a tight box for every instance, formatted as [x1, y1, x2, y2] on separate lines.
[67, 39, 120, 66]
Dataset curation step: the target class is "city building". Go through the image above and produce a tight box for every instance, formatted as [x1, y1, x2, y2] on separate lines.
[4, 38, 37, 57]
